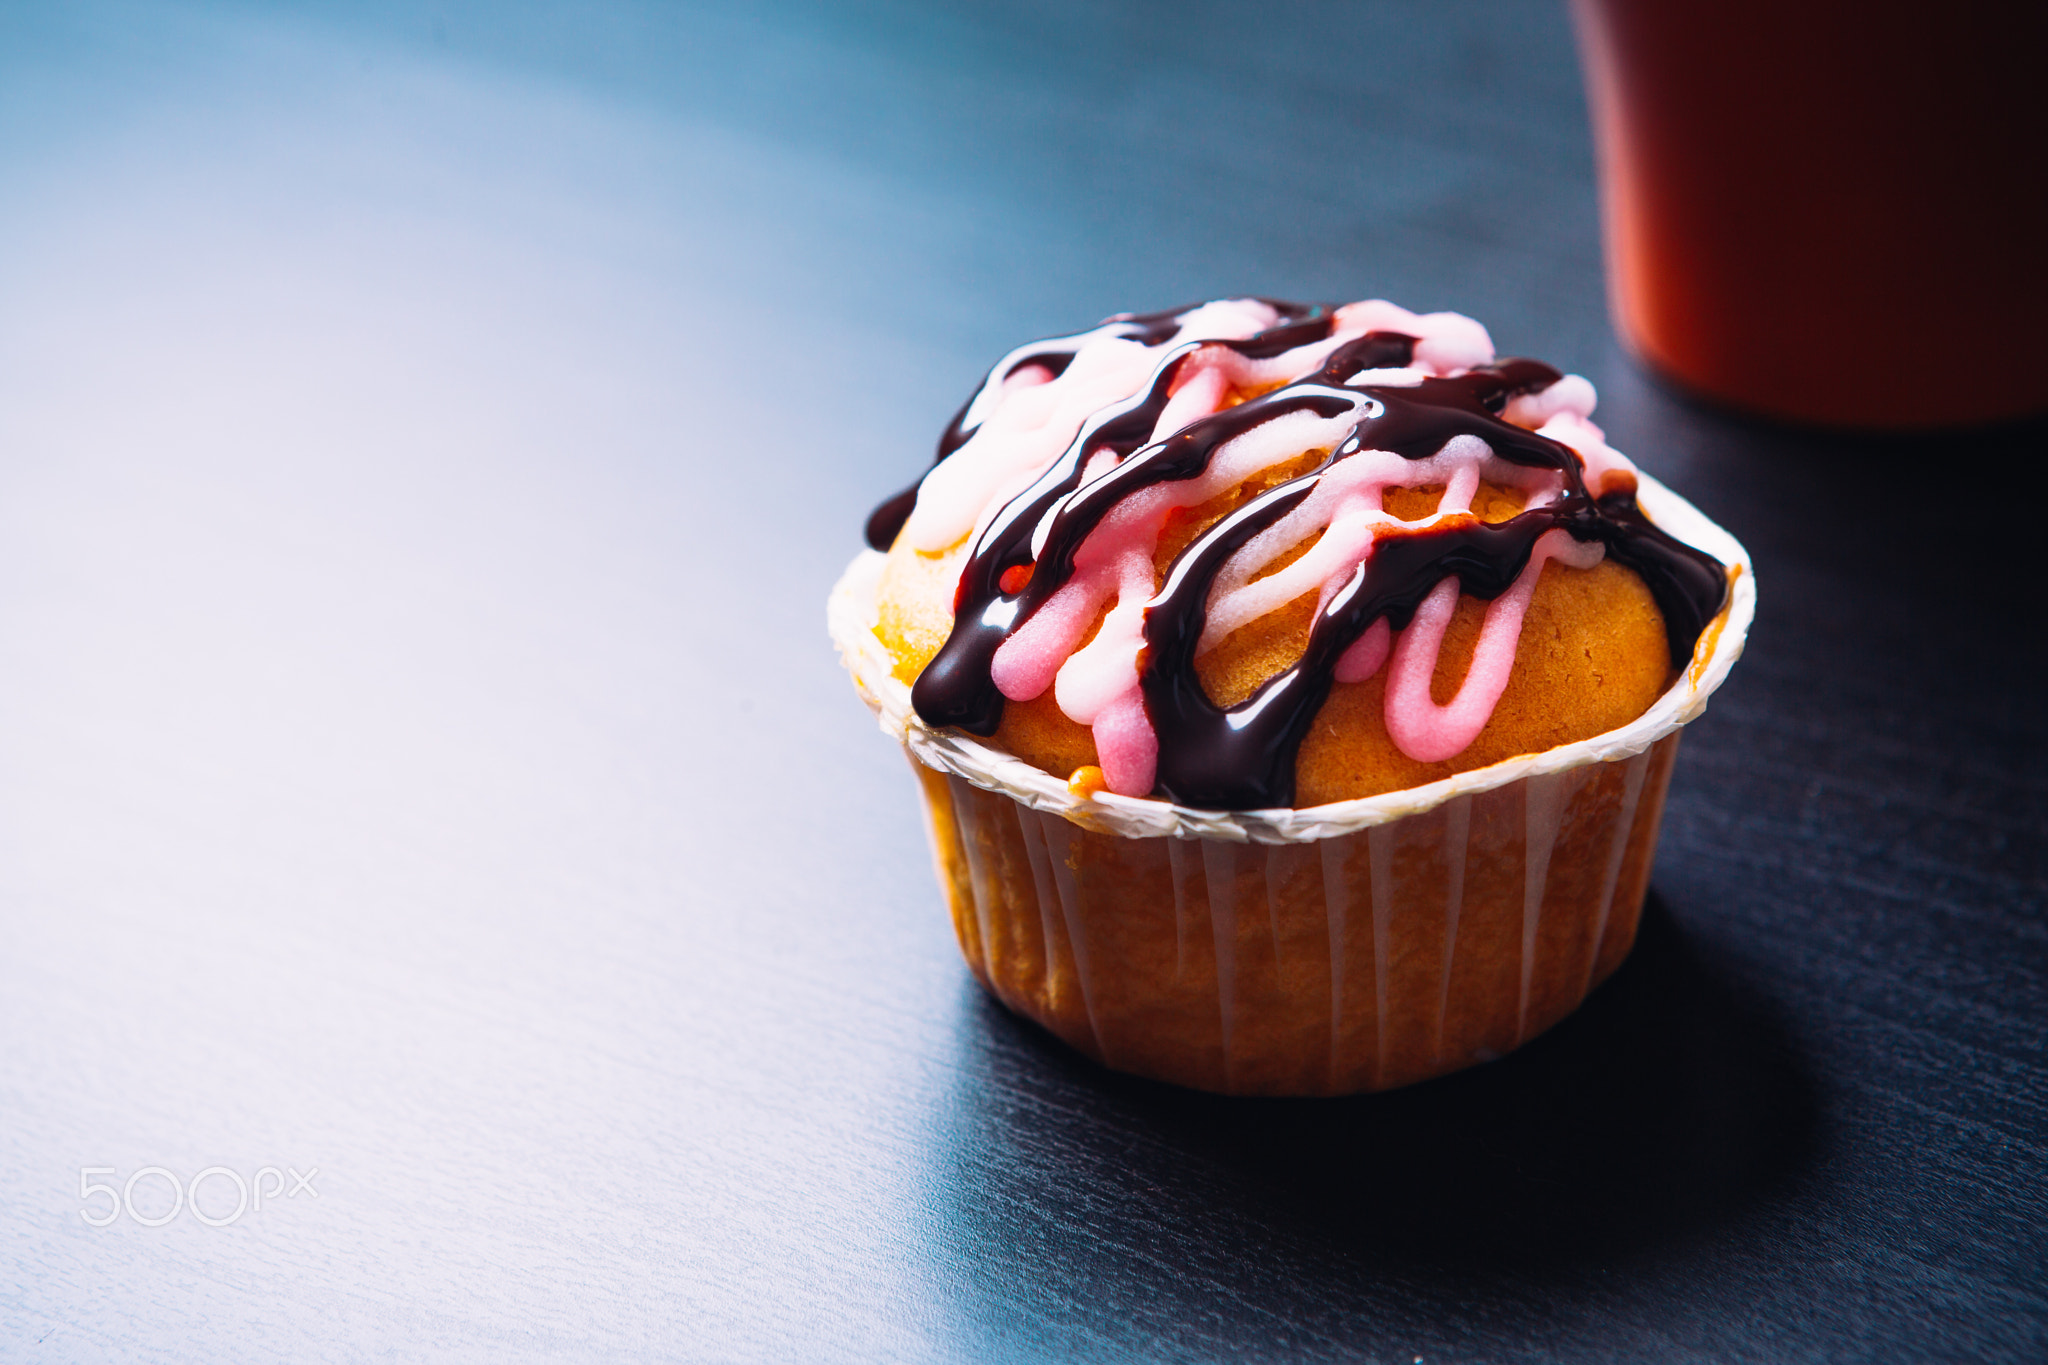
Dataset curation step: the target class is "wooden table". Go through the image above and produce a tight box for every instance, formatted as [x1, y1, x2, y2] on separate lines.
[3, 1, 2041, 1359]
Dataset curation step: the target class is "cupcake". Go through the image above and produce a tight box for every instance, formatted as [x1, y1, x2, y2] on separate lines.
[831, 298, 1751, 1096]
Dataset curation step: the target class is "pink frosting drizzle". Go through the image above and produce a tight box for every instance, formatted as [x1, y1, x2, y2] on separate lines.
[923, 300, 1642, 794]
[1381, 529, 1605, 762]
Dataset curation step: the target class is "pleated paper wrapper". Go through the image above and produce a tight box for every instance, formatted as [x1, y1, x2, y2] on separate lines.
[829, 471, 1753, 1095]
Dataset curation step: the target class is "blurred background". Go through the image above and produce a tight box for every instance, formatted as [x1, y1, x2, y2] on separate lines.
[3, 1, 2041, 1361]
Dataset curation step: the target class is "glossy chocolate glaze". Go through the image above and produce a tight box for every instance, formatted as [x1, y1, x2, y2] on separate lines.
[874, 305, 1729, 809]
[864, 301, 1330, 551]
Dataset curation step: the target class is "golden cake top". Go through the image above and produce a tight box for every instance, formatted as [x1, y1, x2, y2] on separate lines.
[865, 298, 1728, 810]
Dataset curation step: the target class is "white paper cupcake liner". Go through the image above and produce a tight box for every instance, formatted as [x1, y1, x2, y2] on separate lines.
[831, 470, 1749, 1094]
[912, 741, 1678, 1094]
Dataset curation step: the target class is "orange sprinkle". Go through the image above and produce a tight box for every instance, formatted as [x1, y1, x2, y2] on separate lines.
[1067, 765, 1108, 799]
[999, 562, 1033, 595]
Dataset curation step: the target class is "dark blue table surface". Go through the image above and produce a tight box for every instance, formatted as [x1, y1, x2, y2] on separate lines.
[2, 2, 2041, 1360]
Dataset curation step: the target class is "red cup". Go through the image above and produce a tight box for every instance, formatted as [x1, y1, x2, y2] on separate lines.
[1571, 0, 2048, 429]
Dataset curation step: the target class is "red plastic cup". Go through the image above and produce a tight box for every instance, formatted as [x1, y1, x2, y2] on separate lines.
[1571, 0, 2048, 429]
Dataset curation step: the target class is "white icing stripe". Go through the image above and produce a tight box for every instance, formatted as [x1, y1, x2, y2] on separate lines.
[1196, 437, 1543, 654]
[907, 331, 1178, 553]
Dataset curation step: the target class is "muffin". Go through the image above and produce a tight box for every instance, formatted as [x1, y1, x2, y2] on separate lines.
[831, 297, 1751, 1096]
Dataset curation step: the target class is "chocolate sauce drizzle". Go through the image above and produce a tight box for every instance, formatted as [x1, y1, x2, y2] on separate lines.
[863, 300, 1329, 551]
[869, 304, 1729, 810]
